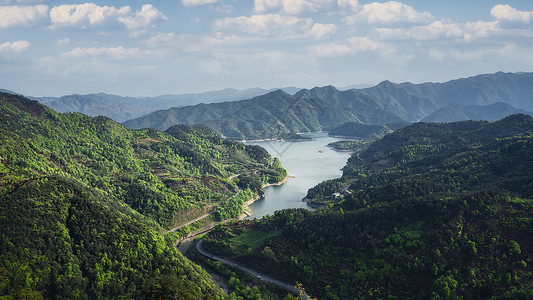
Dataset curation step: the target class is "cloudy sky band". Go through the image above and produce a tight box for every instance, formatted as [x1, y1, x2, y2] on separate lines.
[0, 0, 532, 96]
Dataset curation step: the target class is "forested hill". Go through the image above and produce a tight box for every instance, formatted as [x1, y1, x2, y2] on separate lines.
[328, 121, 409, 139]
[122, 71, 533, 140]
[358, 71, 533, 121]
[0, 92, 286, 299]
[36, 87, 295, 123]
[421, 102, 532, 123]
[203, 115, 533, 299]
[123, 89, 364, 140]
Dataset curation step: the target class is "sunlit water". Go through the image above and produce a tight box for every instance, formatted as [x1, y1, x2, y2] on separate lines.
[245, 132, 352, 219]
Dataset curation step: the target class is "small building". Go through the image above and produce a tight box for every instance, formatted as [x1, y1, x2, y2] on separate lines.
[332, 192, 341, 200]
[342, 187, 352, 196]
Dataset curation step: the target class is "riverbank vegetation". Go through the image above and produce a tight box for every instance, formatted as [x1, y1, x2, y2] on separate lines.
[203, 115, 533, 299]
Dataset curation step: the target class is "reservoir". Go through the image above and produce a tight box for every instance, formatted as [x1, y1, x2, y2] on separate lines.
[245, 132, 352, 219]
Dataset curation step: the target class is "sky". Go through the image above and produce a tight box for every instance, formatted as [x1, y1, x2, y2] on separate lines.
[1, 0, 533, 97]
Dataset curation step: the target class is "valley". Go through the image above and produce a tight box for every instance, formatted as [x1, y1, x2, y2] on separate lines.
[1, 71, 533, 299]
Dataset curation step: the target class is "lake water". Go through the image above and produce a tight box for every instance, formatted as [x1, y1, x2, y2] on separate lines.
[245, 132, 352, 219]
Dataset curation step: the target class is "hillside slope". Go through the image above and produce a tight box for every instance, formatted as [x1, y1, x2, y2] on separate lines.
[203, 115, 533, 299]
[421, 102, 532, 123]
[0, 92, 286, 298]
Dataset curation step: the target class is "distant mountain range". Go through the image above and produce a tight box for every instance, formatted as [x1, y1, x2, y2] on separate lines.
[421, 102, 532, 122]
[6, 71, 532, 139]
[123, 72, 533, 139]
[33, 87, 300, 123]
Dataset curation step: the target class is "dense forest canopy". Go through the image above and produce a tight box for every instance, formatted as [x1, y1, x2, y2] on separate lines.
[0, 92, 286, 299]
[204, 114, 533, 299]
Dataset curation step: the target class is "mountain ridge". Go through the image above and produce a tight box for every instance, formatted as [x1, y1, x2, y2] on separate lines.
[32, 87, 300, 123]
[122, 71, 533, 139]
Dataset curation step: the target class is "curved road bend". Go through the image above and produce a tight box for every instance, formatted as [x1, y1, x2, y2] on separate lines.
[356, 152, 363, 161]
[196, 240, 312, 300]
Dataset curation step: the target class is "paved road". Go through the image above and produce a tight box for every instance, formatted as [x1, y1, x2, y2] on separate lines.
[196, 240, 312, 300]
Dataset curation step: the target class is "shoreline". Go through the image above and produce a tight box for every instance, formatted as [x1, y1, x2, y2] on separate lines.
[175, 175, 293, 246]
[238, 174, 294, 219]
[262, 174, 294, 188]
[302, 197, 326, 209]
[326, 144, 355, 153]
[236, 131, 330, 143]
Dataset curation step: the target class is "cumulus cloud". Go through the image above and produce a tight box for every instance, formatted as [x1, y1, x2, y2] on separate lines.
[254, 0, 335, 15]
[0, 40, 30, 53]
[49, 3, 165, 36]
[214, 14, 336, 39]
[49, 3, 130, 27]
[344, 1, 432, 25]
[491, 4, 533, 24]
[118, 4, 167, 31]
[182, 0, 221, 7]
[309, 23, 337, 39]
[377, 20, 500, 41]
[0, 5, 48, 28]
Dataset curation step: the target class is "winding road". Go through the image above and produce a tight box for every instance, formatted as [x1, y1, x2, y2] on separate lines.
[196, 240, 312, 300]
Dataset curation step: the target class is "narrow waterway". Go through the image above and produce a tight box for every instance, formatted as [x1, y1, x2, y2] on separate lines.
[245, 132, 352, 219]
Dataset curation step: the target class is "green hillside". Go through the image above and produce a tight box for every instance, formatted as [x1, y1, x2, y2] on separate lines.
[123, 90, 362, 140]
[202, 115, 533, 299]
[0, 92, 286, 298]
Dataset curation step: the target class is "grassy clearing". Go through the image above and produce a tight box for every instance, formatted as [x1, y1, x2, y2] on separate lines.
[229, 229, 281, 253]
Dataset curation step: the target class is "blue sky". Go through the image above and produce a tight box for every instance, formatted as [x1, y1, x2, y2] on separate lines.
[1, 0, 532, 96]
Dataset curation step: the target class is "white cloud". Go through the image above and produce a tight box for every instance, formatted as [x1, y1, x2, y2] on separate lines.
[0, 40, 30, 53]
[62, 46, 144, 58]
[309, 23, 337, 39]
[377, 20, 500, 41]
[347, 36, 381, 51]
[118, 4, 167, 31]
[254, 0, 335, 15]
[57, 38, 70, 45]
[337, 0, 359, 12]
[491, 4, 533, 24]
[307, 42, 351, 57]
[307, 36, 383, 57]
[0, 5, 48, 28]
[216, 3, 234, 14]
[49, 3, 130, 28]
[344, 1, 432, 25]
[214, 14, 336, 39]
[142, 32, 202, 52]
[182, 0, 221, 7]
[48, 3, 166, 37]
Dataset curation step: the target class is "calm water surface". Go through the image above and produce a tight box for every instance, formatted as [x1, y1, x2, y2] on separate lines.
[245, 132, 352, 219]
